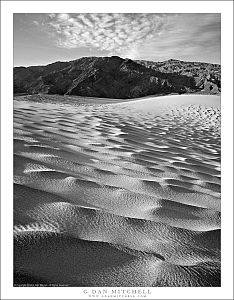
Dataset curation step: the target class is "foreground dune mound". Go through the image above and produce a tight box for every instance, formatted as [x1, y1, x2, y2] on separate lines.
[14, 94, 221, 286]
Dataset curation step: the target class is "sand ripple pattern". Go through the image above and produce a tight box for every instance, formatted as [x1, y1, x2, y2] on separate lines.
[14, 95, 220, 286]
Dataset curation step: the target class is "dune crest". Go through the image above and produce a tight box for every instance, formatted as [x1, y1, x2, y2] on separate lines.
[14, 94, 221, 286]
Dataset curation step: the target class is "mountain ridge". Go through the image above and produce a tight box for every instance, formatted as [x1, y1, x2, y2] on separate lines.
[14, 56, 221, 99]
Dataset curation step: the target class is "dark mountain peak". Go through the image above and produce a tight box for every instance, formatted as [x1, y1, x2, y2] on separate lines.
[167, 59, 180, 62]
[14, 66, 26, 70]
[110, 55, 124, 61]
[14, 56, 221, 99]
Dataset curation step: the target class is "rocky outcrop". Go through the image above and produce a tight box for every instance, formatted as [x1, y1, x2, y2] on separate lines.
[136, 59, 221, 95]
[14, 56, 221, 99]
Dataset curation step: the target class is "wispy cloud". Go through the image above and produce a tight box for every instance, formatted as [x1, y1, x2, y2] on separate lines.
[14, 13, 221, 66]
[45, 13, 168, 59]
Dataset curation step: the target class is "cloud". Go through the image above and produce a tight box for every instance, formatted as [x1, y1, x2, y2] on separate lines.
[131, 13, 221, 62]
[34, 13, 220, 63]
[45, 13, 167, 57]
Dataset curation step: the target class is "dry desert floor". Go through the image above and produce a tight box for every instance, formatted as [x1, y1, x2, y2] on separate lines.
[13, 94, 221, 287]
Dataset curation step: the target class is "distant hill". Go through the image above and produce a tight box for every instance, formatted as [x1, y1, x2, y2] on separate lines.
[14, 56, 221, 99]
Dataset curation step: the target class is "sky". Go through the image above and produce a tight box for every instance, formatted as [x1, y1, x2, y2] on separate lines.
[14, 13, 221, 67]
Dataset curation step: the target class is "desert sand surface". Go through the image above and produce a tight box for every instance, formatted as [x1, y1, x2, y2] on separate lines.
[14, 94, 221, 287]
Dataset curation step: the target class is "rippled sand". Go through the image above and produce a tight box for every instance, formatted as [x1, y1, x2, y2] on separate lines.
[13, 94, 221, 287]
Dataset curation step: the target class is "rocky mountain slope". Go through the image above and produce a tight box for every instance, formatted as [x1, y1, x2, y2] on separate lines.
[14, 56, 221, 99]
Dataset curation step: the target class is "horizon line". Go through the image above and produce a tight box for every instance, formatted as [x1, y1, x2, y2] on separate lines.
[13, 55, 221, 68]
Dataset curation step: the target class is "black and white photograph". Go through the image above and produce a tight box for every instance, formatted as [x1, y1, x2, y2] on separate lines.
[1, 1, 233, 299]
[13, 11, 221, 287]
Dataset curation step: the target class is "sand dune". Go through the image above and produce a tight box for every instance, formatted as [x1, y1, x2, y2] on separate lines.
[13, 94, 221, 286]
